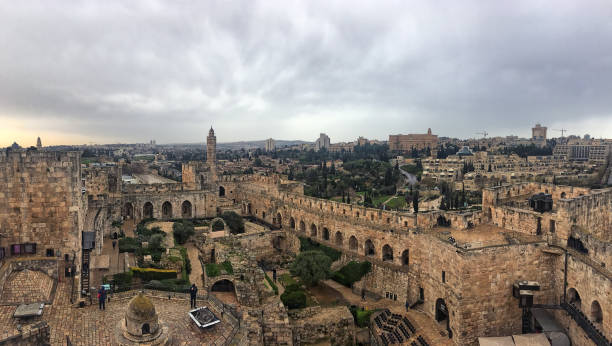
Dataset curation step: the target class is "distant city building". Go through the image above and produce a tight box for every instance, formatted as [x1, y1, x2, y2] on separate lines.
[553, 141, 610, 164]
[36, 137, 42, 148]
[388, 128, 438, 152]
[584, 134, 591, 140]
[207, 127, 216, 165]
[265, 138, 276, 152]
[314, 133, 330, 151]
[456, 146, 474, 157]
[531, 124, 547, 140]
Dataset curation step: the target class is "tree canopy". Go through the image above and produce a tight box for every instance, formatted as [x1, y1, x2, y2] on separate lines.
[290, 250, 332, 286]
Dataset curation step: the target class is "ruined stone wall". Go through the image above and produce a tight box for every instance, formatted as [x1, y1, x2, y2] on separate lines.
[83, 165, 122, 201]
[556, 188, 611, 242]
[121, 191, 216, 220]
[0, 258, 59, 299]
[557, 251, 612, 341]
[290, 306, 355, 346]
[0, 150, 84, 267]
[456, 243, 556, 345]
[482, 183, 591, 208]
[0, 321, 50, 346]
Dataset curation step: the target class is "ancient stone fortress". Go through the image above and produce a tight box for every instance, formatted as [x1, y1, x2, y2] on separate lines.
[0, 131, 611, 345]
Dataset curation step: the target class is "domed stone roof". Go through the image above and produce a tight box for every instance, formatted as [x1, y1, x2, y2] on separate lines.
[127, 293, 156, 321]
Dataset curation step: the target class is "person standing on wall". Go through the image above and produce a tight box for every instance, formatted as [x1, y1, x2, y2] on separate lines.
[190, 284, 198, 309]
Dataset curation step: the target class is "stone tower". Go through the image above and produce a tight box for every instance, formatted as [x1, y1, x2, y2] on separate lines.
[206, 127, 216, 166]
[36, 137, 42, 148]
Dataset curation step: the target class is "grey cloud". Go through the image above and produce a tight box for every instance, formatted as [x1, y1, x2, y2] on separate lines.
[0, 0, 611, 145]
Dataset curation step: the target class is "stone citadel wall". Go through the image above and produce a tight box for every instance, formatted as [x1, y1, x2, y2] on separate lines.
[0, 150, 84, 263]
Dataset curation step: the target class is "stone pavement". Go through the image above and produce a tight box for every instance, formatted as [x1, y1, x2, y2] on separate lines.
[0, 280, 237, 345]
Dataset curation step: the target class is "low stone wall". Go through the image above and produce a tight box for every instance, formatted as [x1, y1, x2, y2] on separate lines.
[290, 306, 355, 346]
[0, 321, 50, 346]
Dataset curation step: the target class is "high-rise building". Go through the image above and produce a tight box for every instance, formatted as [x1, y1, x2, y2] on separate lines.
[531, 124, 547, 140]
[265, 138, 276, 152]
[207, 127, 216, 165]
[315, 133, 330, 151]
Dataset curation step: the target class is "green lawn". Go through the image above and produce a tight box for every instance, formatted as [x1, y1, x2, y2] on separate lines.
[372, 195, 394, 208]
[385, 197, 407, 210]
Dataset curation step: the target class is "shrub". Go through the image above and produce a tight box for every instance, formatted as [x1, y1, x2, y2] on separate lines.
[118, 237, 140, 253]
[332, 261, 372, 287]
[290, 250, 332, 287]
[281, 290, 307, 309]
[299, 237, 341, 262]
[350, 306, 374, 327]
[221, 211, 245, 234]
[265, 272, 279, 295]
[149, 234, 164, 249]
[107, 271, 133, 291]
[131, 267, 177, 281]
[278, 273, 297, 288]
[221, 260, 233, 274]
[173, 220, 195, 245]
[205, 263, 220, 277]
[144, 278, 191, 293]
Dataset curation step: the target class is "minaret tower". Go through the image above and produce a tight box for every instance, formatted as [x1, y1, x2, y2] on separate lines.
[206, 127, 216, 166]
[36, 137, 42, 148]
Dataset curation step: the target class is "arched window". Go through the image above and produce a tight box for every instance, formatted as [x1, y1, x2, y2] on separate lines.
[591, 300, 603, 323]
[382, 244, 393, 261]
[401, 250, 409, 266]
[322, 227, 330, 241]
[567, 288, 582, 310]
[219, 186, 226, 197]
[290, 217, 296, 229]
[349, 236, 358, 251]
[365, 239, 375, 256]
[143, 202, 154, 219]
[162, 201, 172, 219]
[181, 200, 192, 218]
[310, 224, 317, 237]
[335, 232, 343, 246]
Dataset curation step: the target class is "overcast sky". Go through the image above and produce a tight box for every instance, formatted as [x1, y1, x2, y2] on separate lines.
[1, 1, 611, 146]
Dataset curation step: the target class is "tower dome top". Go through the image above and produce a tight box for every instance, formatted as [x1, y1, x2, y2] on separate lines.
[126, 293, 156, 322]
[209, 127, 215, 136]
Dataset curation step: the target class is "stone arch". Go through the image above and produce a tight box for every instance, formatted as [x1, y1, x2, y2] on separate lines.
[181, 200, 192, 218]
[310, 223, 317, 237]
[219, 186, 225, 197]
[335, 231, 343, 246]
[401, 249, 409, 266]
[560, 192, 566, 199]
[322, 227, 330, 241]
[211, 217, 227, 231]
[290, 217, 296, 229]
[143, 202, 154, 219]
[349, 236, 358, 251]
[123, 202, 134, 219]
[382, 244, 393, 261]
[591, 300, 603, 323]
[567, 288, 581, 310]
[247, 203, 252, 214]
[162, 201, 172, 219]
[210, 279, 237, 304]
[299, 221, 305, 233]
[364, 239, 375, 256]
[142, 323, 150, 334]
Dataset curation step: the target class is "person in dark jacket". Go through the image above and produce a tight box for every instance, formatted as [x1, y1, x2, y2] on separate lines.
[98, 286, 106, 310]
[189, 284, 198, 308]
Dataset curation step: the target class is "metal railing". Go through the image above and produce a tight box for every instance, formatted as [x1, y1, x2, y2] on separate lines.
[561, 302, 610, 346]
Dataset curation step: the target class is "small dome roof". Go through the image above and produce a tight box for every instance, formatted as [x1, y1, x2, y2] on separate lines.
[126, 293, 156, 321]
